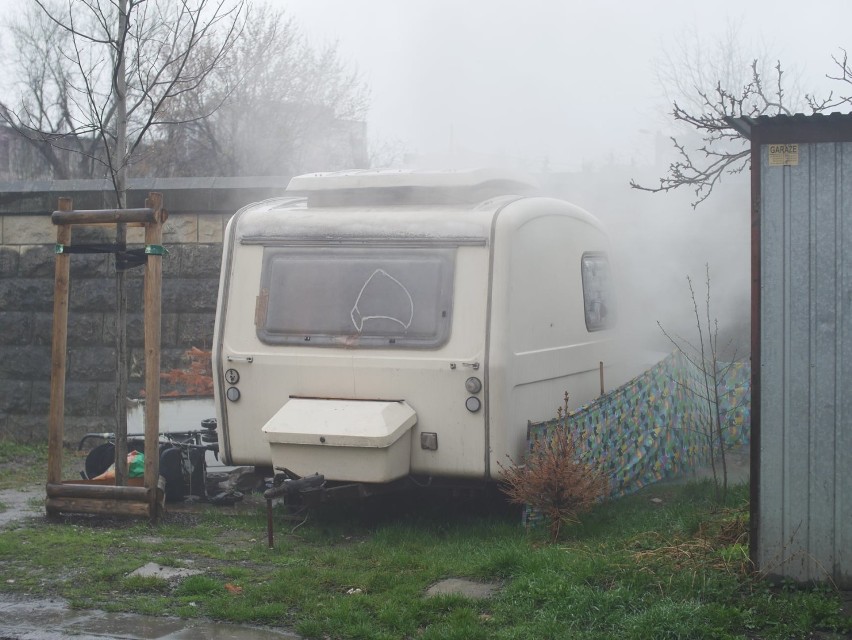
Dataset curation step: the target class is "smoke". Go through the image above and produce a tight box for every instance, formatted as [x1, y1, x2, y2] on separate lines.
[543, 159, 752, 373]
[354, 152, 753, 376]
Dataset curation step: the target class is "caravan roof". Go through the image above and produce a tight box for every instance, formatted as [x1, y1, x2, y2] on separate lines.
[285, 168, 539, 207]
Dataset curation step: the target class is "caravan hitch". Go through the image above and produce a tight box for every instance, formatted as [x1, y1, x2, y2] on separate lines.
[264, 470, 325, 548]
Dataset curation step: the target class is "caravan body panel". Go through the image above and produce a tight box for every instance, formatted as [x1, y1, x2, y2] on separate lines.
[213, 170, 616, 482]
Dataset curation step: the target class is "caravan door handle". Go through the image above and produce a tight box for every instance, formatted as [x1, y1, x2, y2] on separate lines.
[226, 355, 254, 363]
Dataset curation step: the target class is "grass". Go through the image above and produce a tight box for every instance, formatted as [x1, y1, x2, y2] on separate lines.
[0, 439, 849, 639]
[0, 439, 86, 489]
[0, 440, 49, 489]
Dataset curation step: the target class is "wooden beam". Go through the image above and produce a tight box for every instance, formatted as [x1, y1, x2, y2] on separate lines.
[51, 208, 156, 226]
[45, 497, 151, 517]
[46, 482, 148, 501]
[47, 198, 73, 493]
[50, 221, 152, 228]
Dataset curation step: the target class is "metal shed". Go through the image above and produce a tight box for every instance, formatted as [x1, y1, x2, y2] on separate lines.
[729, 113, 852, 586]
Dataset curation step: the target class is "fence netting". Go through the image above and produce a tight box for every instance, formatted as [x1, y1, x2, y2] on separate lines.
[525, 351, 750, 501]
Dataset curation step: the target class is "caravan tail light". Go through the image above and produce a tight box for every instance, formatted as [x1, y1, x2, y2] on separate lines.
[465, 377, 482, 394]
[465, 397, 481, 412]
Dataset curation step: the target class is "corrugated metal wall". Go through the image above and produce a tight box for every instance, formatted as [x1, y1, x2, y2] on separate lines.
[759, 141, 852, 586]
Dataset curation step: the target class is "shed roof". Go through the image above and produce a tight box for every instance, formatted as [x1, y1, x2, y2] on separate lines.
[726, 111, 852, 143]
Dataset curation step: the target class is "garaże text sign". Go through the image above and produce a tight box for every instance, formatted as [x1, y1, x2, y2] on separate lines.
[768, 143, 799, 166]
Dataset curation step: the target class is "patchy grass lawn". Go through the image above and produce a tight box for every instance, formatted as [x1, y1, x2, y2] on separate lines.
[0, 439, 87, 491]
[0, 439, 849, 639]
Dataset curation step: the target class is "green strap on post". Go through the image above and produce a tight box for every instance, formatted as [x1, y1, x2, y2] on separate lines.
[144, 244, 169, 256]
[55, 242, 168, 257]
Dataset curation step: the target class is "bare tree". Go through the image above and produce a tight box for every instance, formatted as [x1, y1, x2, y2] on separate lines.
[2, 0, 247, 198]
[0, 7, 99, 179]
[3, 2, 370, 181]
[658, 265, 748, 503]
[630, 26, 852, 207]
[369, 135, 409, 169]
[136, 4, 370, 177]
[2, 0, 246, 482]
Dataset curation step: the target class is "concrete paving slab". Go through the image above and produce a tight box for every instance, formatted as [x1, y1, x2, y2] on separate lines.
[425, 578, 500, 600]
[127, 562, 203, 581]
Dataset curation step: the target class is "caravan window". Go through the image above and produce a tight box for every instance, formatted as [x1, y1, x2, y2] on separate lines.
[581, 252, 615, 332]
[258, 247, 455, 348]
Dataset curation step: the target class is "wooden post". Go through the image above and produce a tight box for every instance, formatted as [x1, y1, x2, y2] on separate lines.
[47, 198, 73, 499]
[44, 196, 168, 521]
[143, 192, 165, 522]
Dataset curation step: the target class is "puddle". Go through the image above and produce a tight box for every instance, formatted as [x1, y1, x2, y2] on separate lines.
[0, 487, 44, 528]
[0, 594, 301, 639]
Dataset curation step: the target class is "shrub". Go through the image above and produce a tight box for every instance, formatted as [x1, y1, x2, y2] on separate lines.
[499, 394, 609, 541]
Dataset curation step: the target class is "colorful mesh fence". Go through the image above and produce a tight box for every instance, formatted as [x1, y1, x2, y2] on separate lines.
[525, 351, 751, 503]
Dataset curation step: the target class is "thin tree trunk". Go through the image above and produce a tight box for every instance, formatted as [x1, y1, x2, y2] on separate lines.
[705, 269, 728, 503]
[113, 0, 129, 486]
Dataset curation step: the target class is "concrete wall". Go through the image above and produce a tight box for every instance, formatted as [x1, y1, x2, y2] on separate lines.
[0, 178, 289, 444]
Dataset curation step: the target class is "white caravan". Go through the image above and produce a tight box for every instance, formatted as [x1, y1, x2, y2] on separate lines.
[213, 169, 617, 485]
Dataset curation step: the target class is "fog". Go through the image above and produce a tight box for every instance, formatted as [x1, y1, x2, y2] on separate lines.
[278, 0, 851, 368]
[3, 0, 850, 370]
[282, 0, 850, 169]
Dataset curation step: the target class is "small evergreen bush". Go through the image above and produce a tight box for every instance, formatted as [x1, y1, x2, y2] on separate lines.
[500, 394, 609, 541]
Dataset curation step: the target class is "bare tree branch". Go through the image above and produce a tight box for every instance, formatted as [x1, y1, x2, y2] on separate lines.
[32, 0, 112, 45]
[807, 48, 852, 111]
[631, 60, 794, 208]
[630, 27, 852, 208]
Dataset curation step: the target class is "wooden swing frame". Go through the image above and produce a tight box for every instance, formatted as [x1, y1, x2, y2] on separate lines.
[45, 193, 167, 522]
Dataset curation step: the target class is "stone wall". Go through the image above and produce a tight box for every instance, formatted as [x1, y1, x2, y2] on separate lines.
[0, 178, 289, 443]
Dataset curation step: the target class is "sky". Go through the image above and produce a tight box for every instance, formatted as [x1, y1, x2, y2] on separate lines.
[2, 0, 849, 170]
[279, 0, 852, 170]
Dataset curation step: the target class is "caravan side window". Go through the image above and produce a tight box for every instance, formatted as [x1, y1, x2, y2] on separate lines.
[257, 247, 455, 348]
[581, 252, 615, 332]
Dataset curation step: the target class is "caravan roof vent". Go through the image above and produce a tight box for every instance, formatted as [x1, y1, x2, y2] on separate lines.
[286, 168, 538, 207]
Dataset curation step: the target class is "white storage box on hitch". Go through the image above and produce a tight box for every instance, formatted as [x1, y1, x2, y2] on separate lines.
[261, 398, 417, 483]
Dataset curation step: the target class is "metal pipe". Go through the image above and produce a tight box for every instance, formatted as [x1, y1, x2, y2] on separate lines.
[266, 499, 274, 549]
